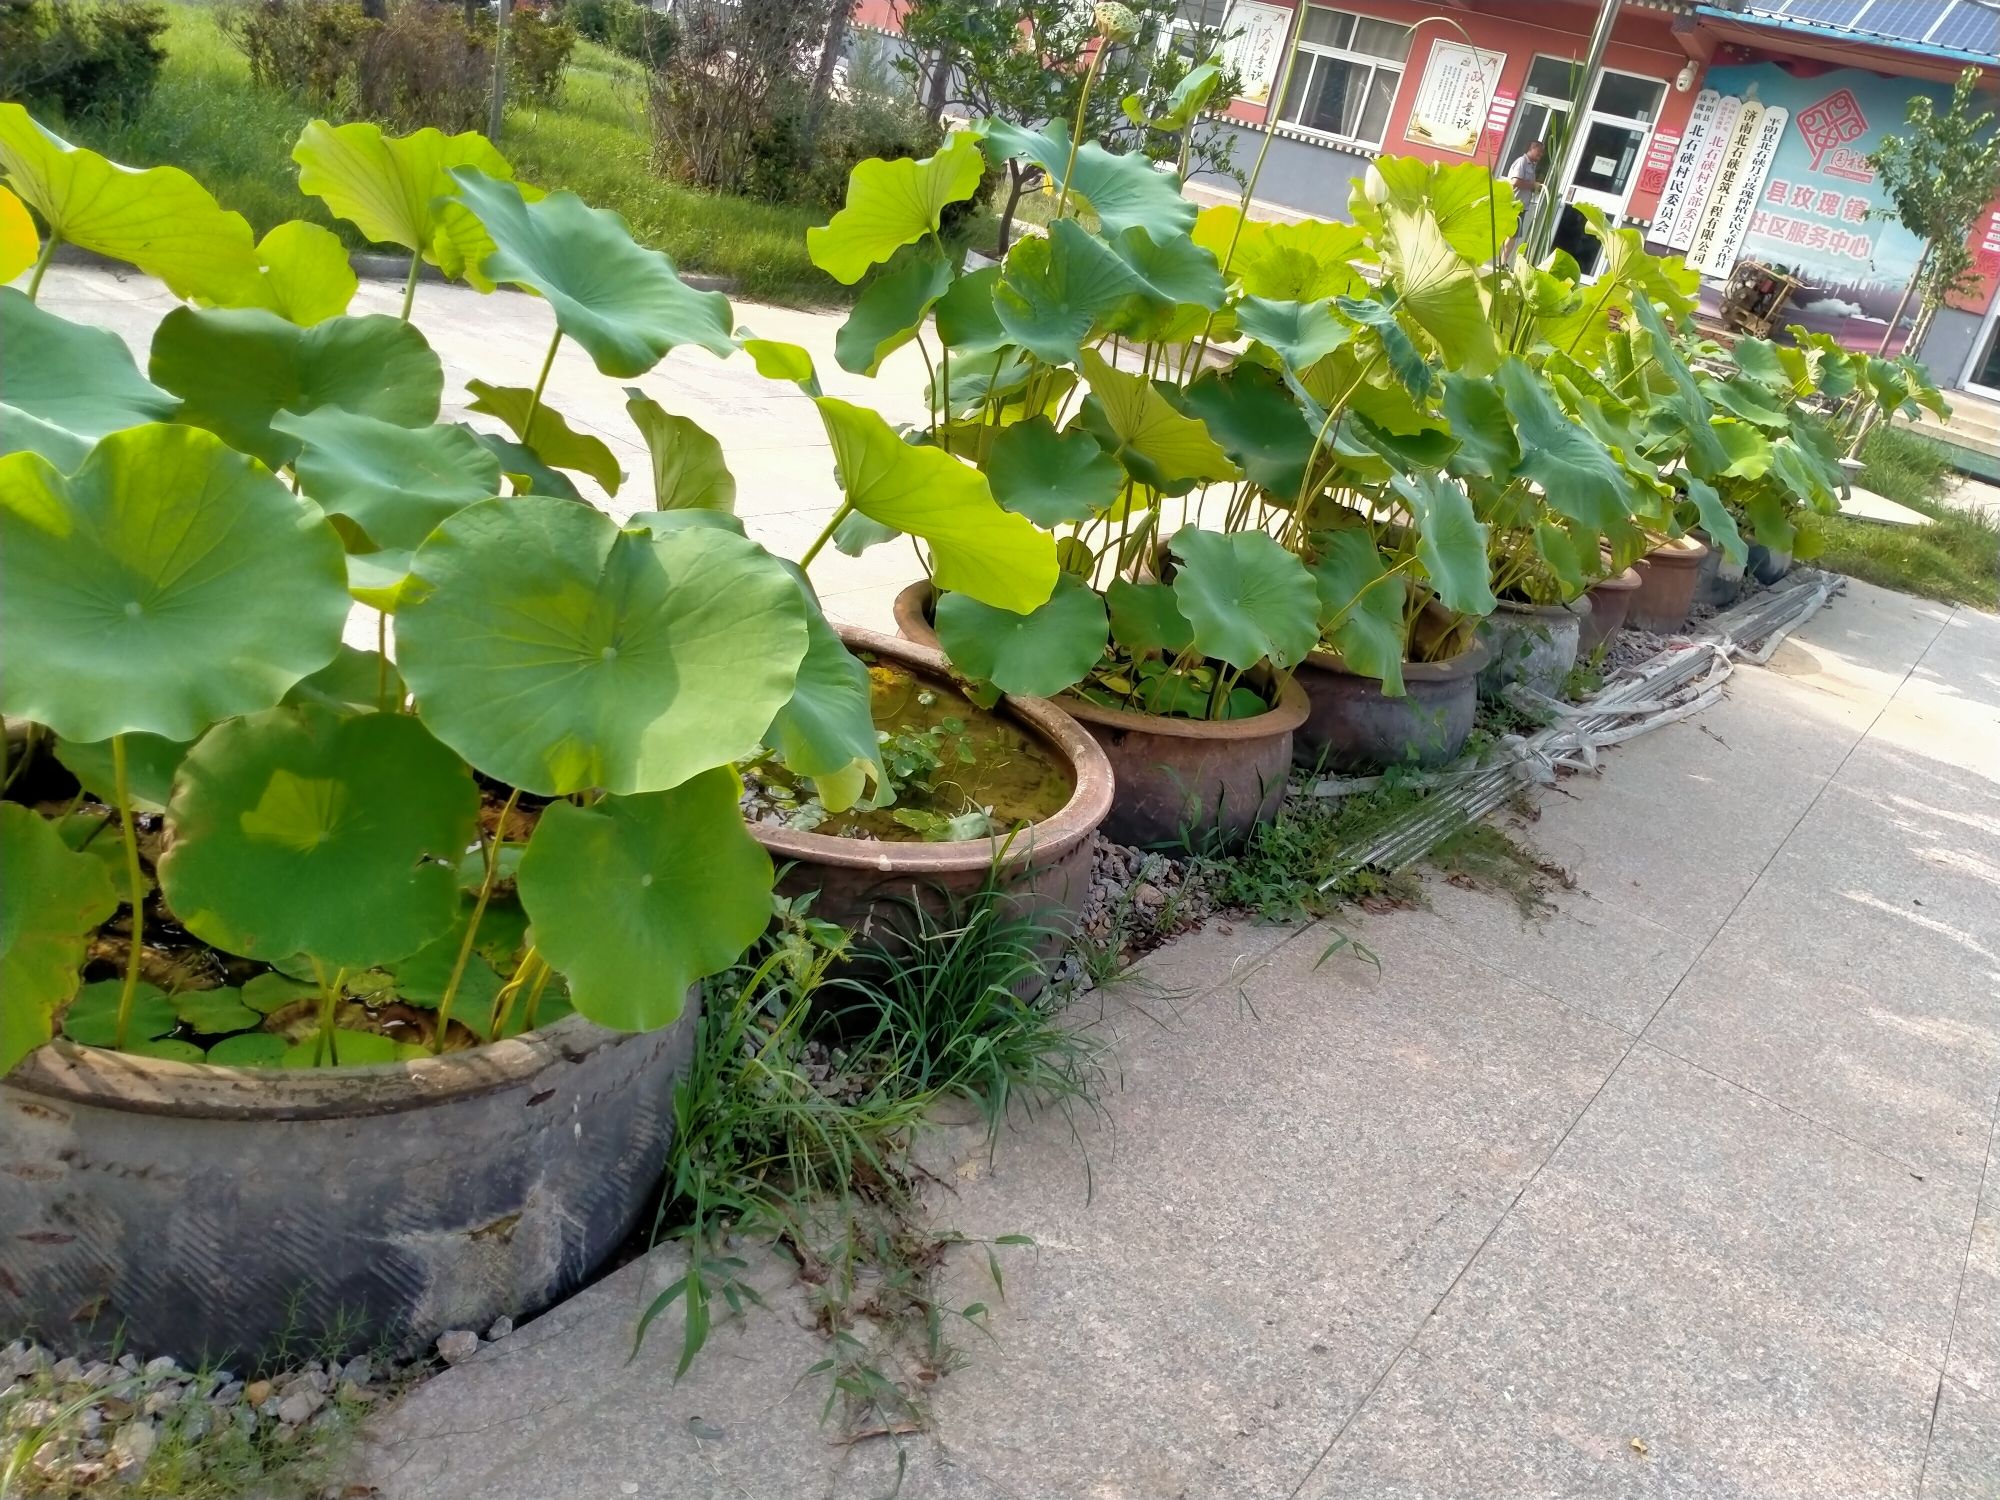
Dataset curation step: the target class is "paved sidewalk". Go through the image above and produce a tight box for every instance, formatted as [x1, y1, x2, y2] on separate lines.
[359, 582, 2000, 1500]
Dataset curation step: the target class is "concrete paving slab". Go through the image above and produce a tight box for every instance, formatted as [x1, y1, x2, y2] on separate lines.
[1297, 1153, 1941, 1500]
[1393, 862, 1696, 1035]
[1944, 1108, 2000, 1399]
[1755, 581, 1955, 716]
[1922, 1378, 2000, 1500]
[1843, 485, 1934, 527]
[1943, 474, 2000, 524]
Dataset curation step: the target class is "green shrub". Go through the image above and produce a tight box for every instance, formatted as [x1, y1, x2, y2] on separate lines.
[223, 0, 494, 133]
[352, 0, 490, 133]
[223, 0, 370, 109]
[564, 0, 673, 66]
[0, 0, 169, 122]
[507, 0, 575, 108]
[738, 87, 943, 213]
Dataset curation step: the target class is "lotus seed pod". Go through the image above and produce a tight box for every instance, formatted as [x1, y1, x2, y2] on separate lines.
[1094, 2, 1137, 40]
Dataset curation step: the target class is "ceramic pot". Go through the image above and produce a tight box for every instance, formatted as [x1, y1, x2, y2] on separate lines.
[1627, 537, 1710, 633]
[1293, 638, 1488, 773]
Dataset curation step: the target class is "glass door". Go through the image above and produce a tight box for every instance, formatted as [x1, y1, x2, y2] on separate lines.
[1565, 71, 1666, 221]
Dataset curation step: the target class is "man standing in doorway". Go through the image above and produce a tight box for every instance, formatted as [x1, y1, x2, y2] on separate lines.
[1504, 139, 1547, 257]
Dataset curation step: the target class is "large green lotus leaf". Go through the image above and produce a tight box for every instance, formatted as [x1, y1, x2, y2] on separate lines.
[1494, 358, 1635, 537]
[293, 120, 513, 258]
[1124, 58, 1224, 131]
[740, 338, 822, 394]
[215, 221, 357, 326]
[1703, 375, 1791, 430]
[1730, 336, 1794, 393]
[1309, 527, 1406, 695]
[1179, 363, 1317, 499]
[1742, 487, 1797, 555]
[205, 1032, 288, 1067]
[1236, 296, 1353, 372]
[1627, 295, 1729, 479]
[1343, 409, 1454, 474]
[814, 396, 1056, 614]
[1681, 473, 1746, 565]
[1360, 157, 1518, 266]
[1332, 295, 1432, 397]
[159, 705, 478, 969]
[1106, 224, 1226, 328]
[0, 104, 260, 302]
[834, 244, 954, 375]
[935, 575, 1108, 697]
[0, 802, 118, 1074]
[1105, 578, 1193, 656]
[0, 289, 179, 470]
[980, 118, 1196, 240]
[1194, 207, 1369, 301]
[274, 408, 500, 551]
[460, 425, 584, 501]
[0, 427, 349, 743]
[993, 220, 1141, 365]
[763, 584, 883, 814]
[933, 265, 1008, 356]
[1370, 204, 1497, 374]
[173, 987, 260, 1035]
[807, 130, 986, 285]
[625, 389, 733, 512]
[984, 416, 1122, 526]
[149, 306, 443, 469]
[0, 183, 36, 283]
[397, 496, 807, 795]
[53, 732, 187, 815]
[1168, 527, 1319, 672]
[449, 169, 735, 375]
[1076, 349, 1238, 492]
[1441, 371, 1518, 482]
[285, 644, 404, 714]
[1715, 418, 1774, 480]
[465, 379, 622, 495]
[1768, 437, 1836, 512]
[1390, 471, 1495, 617]
[517, 771, 773, 1030]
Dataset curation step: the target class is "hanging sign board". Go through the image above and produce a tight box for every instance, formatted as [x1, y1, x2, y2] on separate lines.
[1693, 105, 1788, 277]
[1671, 94, 1746, 252]
[1687, 100, 1766, 271]
[1403, 39, 1506, 155]
[1223, 1, 1291, 106]
[1652, 89, 1720, 245]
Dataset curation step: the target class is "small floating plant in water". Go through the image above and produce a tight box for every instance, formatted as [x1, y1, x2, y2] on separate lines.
[739, 658, 1073, 842]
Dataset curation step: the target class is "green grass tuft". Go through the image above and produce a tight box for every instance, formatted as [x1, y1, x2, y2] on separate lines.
[1815, 426, 1998, 612]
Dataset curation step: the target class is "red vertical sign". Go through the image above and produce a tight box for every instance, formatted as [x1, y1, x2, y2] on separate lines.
[1947, 193, 2000, 316]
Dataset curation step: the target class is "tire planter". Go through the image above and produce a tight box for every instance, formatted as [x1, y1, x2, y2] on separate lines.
[1627, 536, 1709, 634]
[1580, 566, 1641, 655]
[1293, 638, 1487, 773]
[1691, 532, 1746, 610]
[1745, 542, 1793, 586]
[750, 627, 1113, 947]
[893, 581, 1303, 851]
[1476, 598, 1587, 700]
[0, 1007, 698, 1366]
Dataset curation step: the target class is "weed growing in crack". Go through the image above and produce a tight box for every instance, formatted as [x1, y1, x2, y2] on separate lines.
[1428, 821, 1575, 919]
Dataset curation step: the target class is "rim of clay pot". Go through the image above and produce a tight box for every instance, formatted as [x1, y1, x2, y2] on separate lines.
[1588, 566, 1643, 594]
[1642, 535, 1710, 568]
[1490, 595, 1590, 619]
[1060, 673, 1311, 739]
[4, 1012, 634, 1123]
[1306, 636, 1489, 684]
[751, 626, 1114, 878]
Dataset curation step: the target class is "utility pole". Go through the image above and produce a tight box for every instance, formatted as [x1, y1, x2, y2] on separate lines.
[488, 0, 511, 142]
[1531, 0, 1623, 262]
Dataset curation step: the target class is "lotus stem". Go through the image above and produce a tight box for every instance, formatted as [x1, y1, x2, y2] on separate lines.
[376, 613, 393, 712]
[311, 961, 348, 1067]
[520, 961, 555, 1033]
[1055, 40, 1112, 225]
[434, 785, 522, 1049]
[797, 501, 854, 572]
[399, 255, 421, 321]
[108, 736, 147, 1051]
[489, 945, 544, 1039]
[523, 326, 562, 436]
[25, 233, 57, 302]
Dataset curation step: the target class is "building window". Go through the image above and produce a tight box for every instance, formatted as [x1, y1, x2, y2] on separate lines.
[1276, 7, 1412, 149]
[1162, 0, 1231, 62]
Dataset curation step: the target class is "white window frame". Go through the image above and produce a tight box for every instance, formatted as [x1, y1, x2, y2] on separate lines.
[1275, 6, 1411, 153]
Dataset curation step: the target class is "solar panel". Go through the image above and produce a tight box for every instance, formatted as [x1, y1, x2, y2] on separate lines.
[1857, 0, 1955, 41]
[1930, 1, 2000, 52]
[1777, 0, 1873, 26]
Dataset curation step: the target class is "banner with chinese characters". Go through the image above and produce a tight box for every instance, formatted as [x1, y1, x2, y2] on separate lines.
[1693, 106, 1788, 278]
[1664, 93, 1742, 250]
[1223, 1, 1292, 106]
[1403, 39, 1506, 156]
[1683, 61, 1951, 349]
[1946, 193, 2000, 317]
[1653, 89, 1722, 247]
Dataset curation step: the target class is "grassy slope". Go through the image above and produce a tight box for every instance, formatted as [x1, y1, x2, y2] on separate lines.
[53, 4, 842, 305]
[1815, 425, 1999, 612]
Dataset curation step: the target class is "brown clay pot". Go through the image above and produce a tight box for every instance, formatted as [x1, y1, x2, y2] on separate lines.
[1580, 565, 1641, 654]
[1294, 638, 1487, 773]
[1059, 680, 1308, 851]
[748, 627, 1113, 947]
[894, 579, 1304, 851]
[1627, 536, 1710, 634]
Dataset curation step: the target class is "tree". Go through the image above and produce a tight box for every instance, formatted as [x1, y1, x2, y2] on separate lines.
[1867, 66, 2000, 353]
[894, 0, 1238, 254]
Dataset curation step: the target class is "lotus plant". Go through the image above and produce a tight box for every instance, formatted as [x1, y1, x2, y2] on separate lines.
[0, 106, 1056, 1075]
